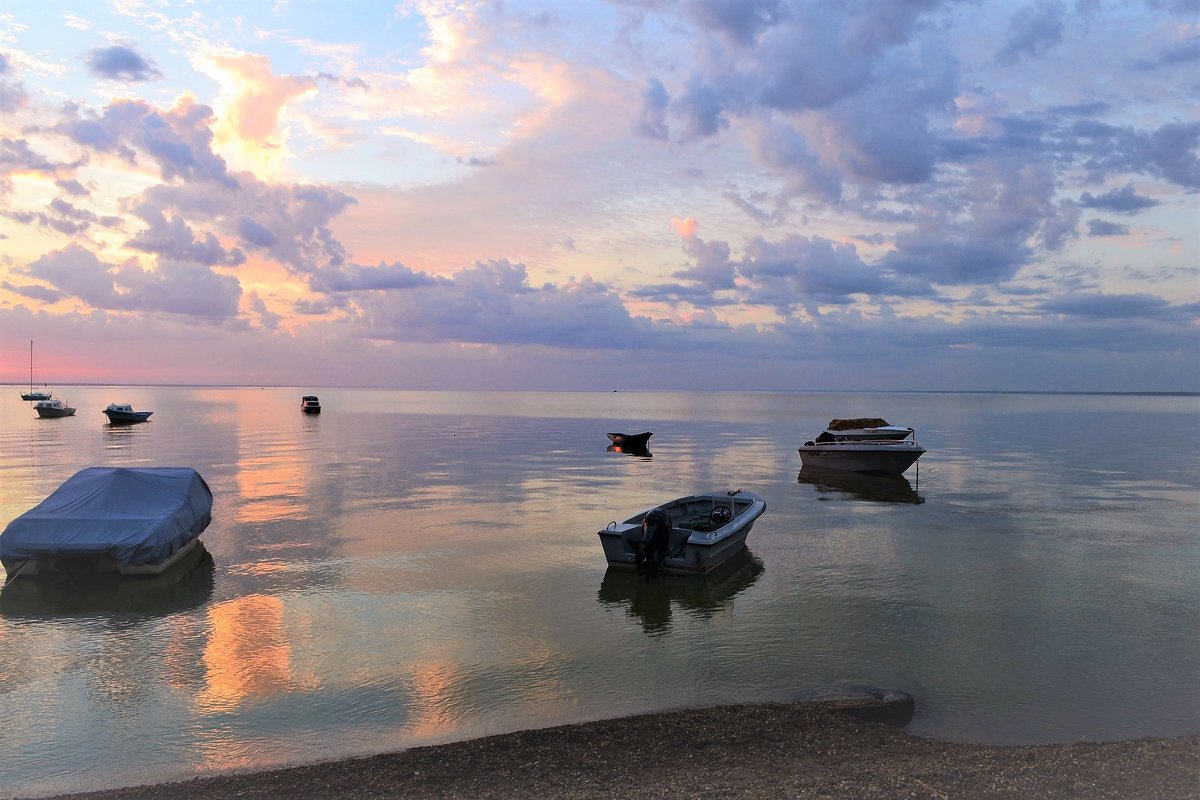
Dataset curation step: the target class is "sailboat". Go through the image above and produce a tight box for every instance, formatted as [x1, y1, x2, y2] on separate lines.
[19, 340, 52, 401]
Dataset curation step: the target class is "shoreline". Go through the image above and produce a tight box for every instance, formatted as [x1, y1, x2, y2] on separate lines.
[26, 700, 1199, 800]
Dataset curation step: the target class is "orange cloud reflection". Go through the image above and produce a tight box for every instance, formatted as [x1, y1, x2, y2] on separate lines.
[196, 594, 313, 713]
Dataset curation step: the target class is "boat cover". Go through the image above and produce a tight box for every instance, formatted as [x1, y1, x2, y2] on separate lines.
[0, 467, 212, 566]
[827, 418, 891, 430]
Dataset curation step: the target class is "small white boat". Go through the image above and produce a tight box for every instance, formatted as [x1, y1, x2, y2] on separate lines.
[598, 490, 766, 574]
[798, 438, 925, 475]
[301, 395, 321, 414]
[34, 397, 76, 418]
[818, 418, 914, 442]
[0, 467, 213, 579]
[104, 403, 153, 423]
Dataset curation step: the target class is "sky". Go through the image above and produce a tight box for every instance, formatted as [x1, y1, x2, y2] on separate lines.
[0, 0, 1197, 392]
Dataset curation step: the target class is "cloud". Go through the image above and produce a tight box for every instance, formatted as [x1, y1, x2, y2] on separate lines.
[1078, 184, 1160, 214]
[995, 1, 1066, 65]
[126, 207, 246, 266]
[309, 261, 440, 293]
[1074, 120, 1200, 189]
[634, 77, 670, 140]
[354, 260, 652, 349]
[1086, 219, 1129, 236]
[85, 45, 163, 81]
[1039, 292, 1195, 321]
[23, 243, 242, 319]
[683, 0, 785, 47]
[56, 97, 238, 188]
[0, 53, 28, 113]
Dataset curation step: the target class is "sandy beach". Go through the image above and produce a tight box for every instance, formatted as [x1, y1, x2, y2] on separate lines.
[31, 701, 1198, 800]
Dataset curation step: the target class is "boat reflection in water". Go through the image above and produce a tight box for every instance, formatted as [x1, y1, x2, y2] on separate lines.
[597, 548, 764, 634]
[0, 546, 214, 619]
[605, 443, 652, 458]
[797, 466, 924, 504]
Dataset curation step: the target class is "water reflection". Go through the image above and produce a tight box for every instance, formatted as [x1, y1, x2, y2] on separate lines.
[597, 548, 764, 634]
[606, 444, 652, 458]
[797, 466, 924, 504]
[197, 593, 317, 713]
[0, 547, 214, 619]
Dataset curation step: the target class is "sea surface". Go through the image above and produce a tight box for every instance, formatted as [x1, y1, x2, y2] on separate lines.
[0, 388, 1196, 797]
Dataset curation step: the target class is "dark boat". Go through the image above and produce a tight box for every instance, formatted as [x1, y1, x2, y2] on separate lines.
[35, 397, 76, 418]
[103, 403, 153, 423]
[606, 431, 652, 447]
[301, 395, 321, 414]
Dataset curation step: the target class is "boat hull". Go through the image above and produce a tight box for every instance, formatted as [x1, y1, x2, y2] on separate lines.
[21, 392, 52, 401]
[607, 432, 651, 447]
[104, 410, 153, 423]
[3, 537, 206, 578]
[598, 490, 766, 574]
[798, 442, 924, 475]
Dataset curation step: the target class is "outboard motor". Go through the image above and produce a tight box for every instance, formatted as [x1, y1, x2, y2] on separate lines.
[635, 508, 673, 573]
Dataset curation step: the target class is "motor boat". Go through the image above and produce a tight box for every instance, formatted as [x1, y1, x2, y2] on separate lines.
[598, 489, 766, 574]
[34, 397, 75, 418]
[798, 436, 925, 475]
[301, 395, 322, 414]
[607, 431, 651, 447]
[104, 403, 153, 423]
[817, 418, 914, 442]
[0, 467, 213, 579]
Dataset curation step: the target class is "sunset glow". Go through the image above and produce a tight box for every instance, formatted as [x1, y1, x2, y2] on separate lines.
[0, 1, 1196, 392]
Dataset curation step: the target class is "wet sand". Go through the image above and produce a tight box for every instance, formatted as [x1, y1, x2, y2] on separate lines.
[31, 701, 1198, 800]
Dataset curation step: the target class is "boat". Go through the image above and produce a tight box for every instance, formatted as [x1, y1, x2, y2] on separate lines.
[816, 418, 914, 442]
[606, 431, 652, 447]
[0, 467, 213, 579]
[34, 397, 76, 418]
[798, 435, 925, 475]
[597, 489, 766, 574]
[103, 403, 153, 423]
[301, 395, 321, 414]
[19, 340, 51, 401]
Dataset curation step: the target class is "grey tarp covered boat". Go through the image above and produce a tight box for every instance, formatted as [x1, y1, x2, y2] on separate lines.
[0, 467, 213, 578]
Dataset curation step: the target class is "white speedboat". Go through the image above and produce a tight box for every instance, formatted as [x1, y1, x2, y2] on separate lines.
[598, 489, 766, 574]
[818, 418, 914, 442]
[34, 397, 75, 418]
[0, 467, 213, 579]
[798, 437, 925, 475]
[104, 403, 153, 423]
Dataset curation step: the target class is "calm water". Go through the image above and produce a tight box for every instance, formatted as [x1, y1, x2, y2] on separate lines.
[0, 388, 1197, 796]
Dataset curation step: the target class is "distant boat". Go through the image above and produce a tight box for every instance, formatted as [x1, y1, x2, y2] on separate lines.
[598, 489, 766, 574]
[19, 340, 51, 401]
[34, 397, 75, 419]
[301, 395, 321, 414]
[103, 403, 153, 424]
[606, 431, 652, 448]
